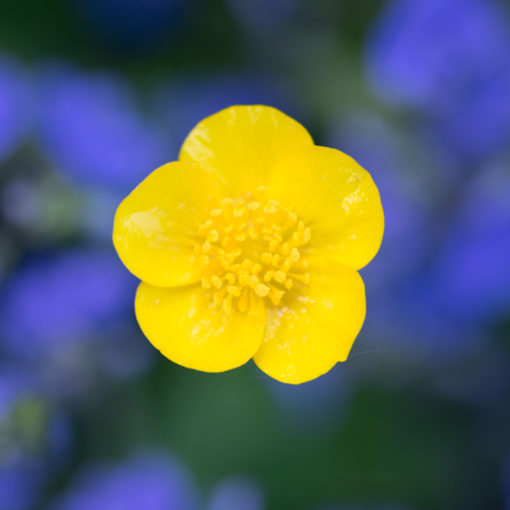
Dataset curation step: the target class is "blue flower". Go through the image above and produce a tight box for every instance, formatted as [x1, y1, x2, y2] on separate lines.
[365, 0, 510, 159]
[431, 69, 510, 159]
[0, 367, 71, 510]
[50, 453, 198, 510]
[0, 249, 135, 358]
[365, 0, 510, 109]
[207, 476, 264, 510]
[427, 163, 510, 324]
[38, 66, 167, 191]
[362, 275, 483, 362]
[0, 54, 33, 164]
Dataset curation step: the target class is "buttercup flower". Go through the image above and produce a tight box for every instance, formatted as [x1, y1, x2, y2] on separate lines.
[113, 105, 384, 383]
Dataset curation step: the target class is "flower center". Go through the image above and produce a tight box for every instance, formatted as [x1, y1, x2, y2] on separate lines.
[195, 187, 311, 313]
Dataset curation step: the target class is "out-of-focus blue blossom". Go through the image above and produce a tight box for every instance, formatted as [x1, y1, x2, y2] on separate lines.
[0, 247, 154, 393]
[156, 74, 300, 156]
[50, 452, 198, 510]
[327, 114, 431, 290]
[365, 0, 510, 109]
[267, 365, 351, 429]
[226, 0, 298, 35]
[427, 163, 510, 324]
[362, 277, 484, 363]
[327, 113, 506, 362]
[0, 249, 135, 359]
[0, 368, 35, 422]
[0, 368, 71, 510]
[38, 66, 167, 191]
[0, 55, 33, 164]
[0, 449, 47, 510]
[431, 69, 510, 160]
[207, 476, 264, 510]
[365, 0, 510, 160]
[72, 0, 184, 50]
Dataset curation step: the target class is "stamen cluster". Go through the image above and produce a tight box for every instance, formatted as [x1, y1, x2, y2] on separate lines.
[196, 187, 311, 313]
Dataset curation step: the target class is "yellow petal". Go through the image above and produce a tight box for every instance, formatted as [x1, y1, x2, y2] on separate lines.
[113, 161, 222, 287]
[253, 258, 365, 384]
[135, 282, 267, 372]
[266, 145, 384, 270]
[179, 105, 314, 195]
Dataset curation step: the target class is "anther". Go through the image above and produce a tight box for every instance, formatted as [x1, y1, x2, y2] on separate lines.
[211, 275, 223, 288]
[263, 270, 274, 282]
[274, 270, 287, 283]
[254, 283, 270, 297]
[227, 285, 241, 297]
[269, 289, 285, 306]
[196, 190, 312, 312]
[271, 254, 280, 267]
[207, 230, 219, 243]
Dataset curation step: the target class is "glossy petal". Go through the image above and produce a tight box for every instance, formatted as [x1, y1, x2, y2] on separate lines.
[179, 105, 313, 195]
[113, 161, 222, 287]
[266, 145, 384, 270]
[135, 283, 267, 372]
[253, 259, 366, 384]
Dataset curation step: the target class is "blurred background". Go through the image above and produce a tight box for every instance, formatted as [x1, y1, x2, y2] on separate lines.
[0, 0, 509, 509]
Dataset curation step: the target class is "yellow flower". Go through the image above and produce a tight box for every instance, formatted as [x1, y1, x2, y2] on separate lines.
[113, 105, 384, 384]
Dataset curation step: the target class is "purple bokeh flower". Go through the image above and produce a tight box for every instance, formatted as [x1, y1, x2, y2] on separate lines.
[0, 367, 71, 510]
[361, 276, 483, 363]
[0, 249, 136, 359]
[365, 0, 510, 109]
[0, 55, 33, 164]
[0, 247, 154, 392]
[207, 476, 265, 510]
[50, 453, 198, 510]
[365, 0, 510, 159]
[428, 163, 510, 324]
[38, 66, 167, 191]
[431, 68, 510, 160]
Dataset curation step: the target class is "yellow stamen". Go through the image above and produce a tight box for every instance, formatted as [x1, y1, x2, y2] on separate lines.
[254, 283, 270, 297]
[195, 189, 312, 313]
